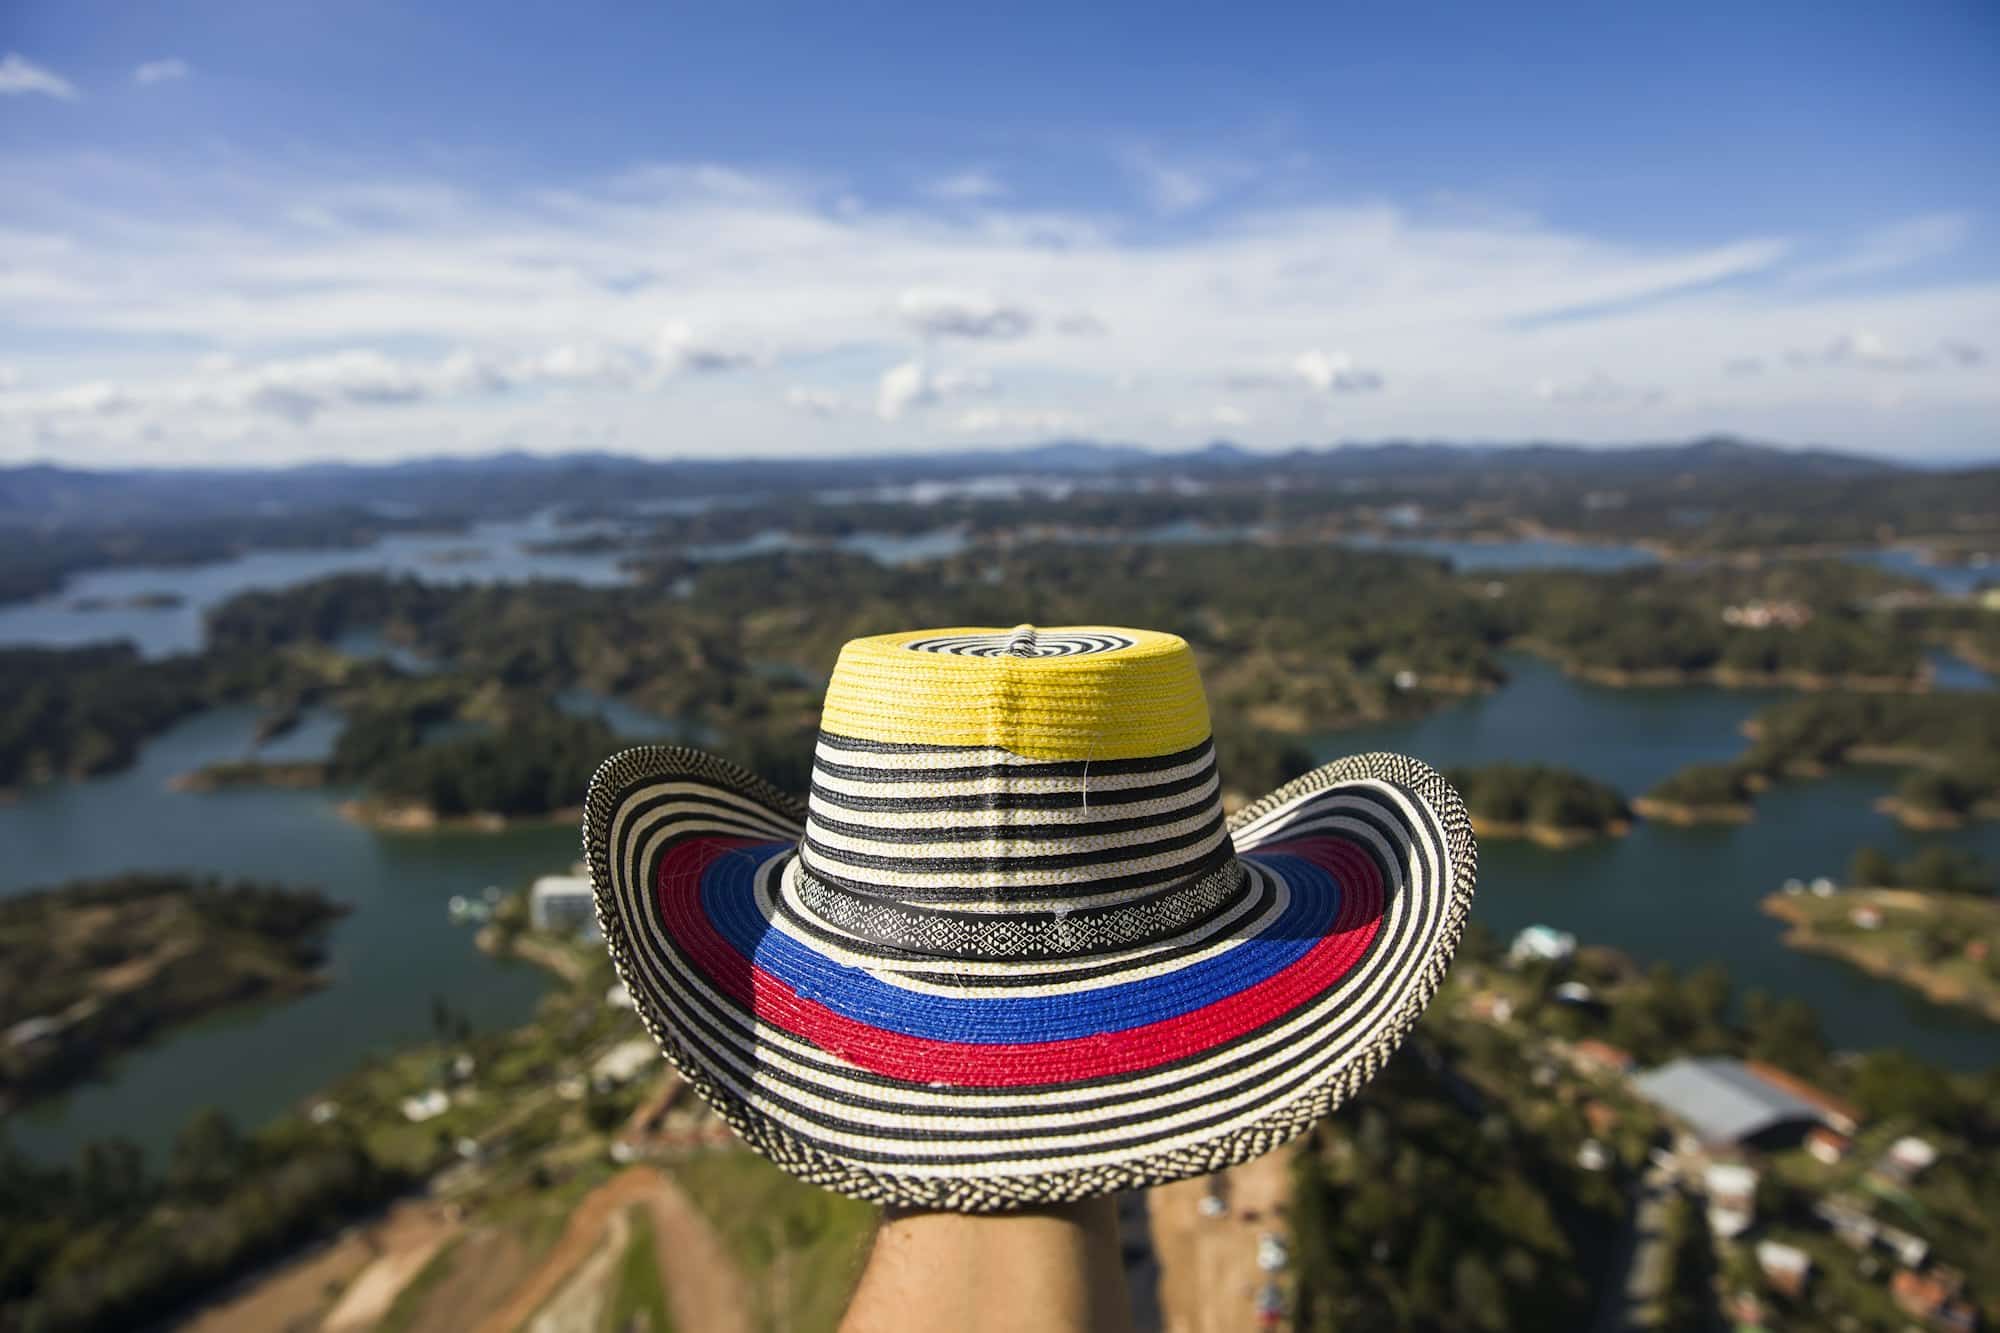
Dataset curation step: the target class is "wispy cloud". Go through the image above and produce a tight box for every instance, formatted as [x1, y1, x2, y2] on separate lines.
[922, 169, 1008, 202]
[0, 150, 1993, 462]
[875, 361, 992, 421]
[0, 53, 78, 100]
[1120, 147, 1250, 215]
[900, 288, 1036, 340]
[134, 57, 192, 87]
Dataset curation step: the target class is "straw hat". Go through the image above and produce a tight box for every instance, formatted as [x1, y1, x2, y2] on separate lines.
[584, 625, 1476, 1211]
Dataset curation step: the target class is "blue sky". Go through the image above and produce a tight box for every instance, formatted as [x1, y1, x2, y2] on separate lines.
[2, 1, 1996, 463]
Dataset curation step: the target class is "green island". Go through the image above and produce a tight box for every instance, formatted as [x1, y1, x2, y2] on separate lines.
[7, 527, 1975, 831]
[1635, 761, 1761, 824]
[1496, 557, 1931, 691]
[1645, 692, 2000, 831]
[1444, 762, 1632, 845]
[0, 874, 348, 1106]
[1761, 847, 2000, 1022]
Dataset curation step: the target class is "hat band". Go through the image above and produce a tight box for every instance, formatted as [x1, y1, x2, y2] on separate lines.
[789, 854, 1250, 962]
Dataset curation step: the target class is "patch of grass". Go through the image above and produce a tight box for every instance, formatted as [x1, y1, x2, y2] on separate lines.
[604, 1205, 675, 1333]
[673, 1150, 877, 1333]
[376, 1235, 464, 1333]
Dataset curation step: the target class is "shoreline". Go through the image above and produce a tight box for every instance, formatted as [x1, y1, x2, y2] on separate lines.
[1760, 890, 2000, 1024]
[1631, 796, 1754, 826]
[1551, 658, 1924, 694]
[336, 799, 583, 833]
[474, 925, 590, 984]
[1467, 814, 1631, 849]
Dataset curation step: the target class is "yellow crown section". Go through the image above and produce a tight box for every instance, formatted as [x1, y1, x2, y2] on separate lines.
[819, 626, 1211, 760]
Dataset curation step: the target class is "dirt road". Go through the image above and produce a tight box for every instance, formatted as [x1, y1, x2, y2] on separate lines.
[472, 1165, 751, 1333]
[1148, 1148, 1294, 1333]
[178, 1202, 456, 1333]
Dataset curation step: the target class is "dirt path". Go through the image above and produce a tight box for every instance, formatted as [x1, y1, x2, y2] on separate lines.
[176, 1201, 454, 1333]
[1148, 1148, 1294, 1333]
[471, 1165, 751, 1333]
[321, 1208, 457, 1332]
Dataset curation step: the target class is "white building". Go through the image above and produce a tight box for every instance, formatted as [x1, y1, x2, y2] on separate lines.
[1704, 1162, 1759, 1239]
[530, 874, 598, 937]
[1509, 925, 1577, 966]
[592, 1037, 660, 1089]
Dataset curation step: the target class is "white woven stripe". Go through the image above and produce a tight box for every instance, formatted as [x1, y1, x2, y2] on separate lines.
[797, 822, 1231, 895]
[803, 771, 1222, 831]
[803, 801, 1223, 863]
[602, 781, 1448, 1168]
[810, 746, 1216, 792]
[762, 856, 1288, 993]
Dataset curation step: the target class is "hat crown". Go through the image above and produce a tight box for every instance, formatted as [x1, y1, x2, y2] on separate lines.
[796, 625, 1241, 962]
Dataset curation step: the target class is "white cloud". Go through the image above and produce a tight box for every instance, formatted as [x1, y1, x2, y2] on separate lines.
[876, 361, 930, 421]
[784, 386, 850, 417]
[1533, 372, 1664, 407]
[0, 148, 1993, 462]
[923, 169, 1008, 202]
[1293, 348, 1384, 394]
[899, 288, 1035, 340]
[954, 406, 1087, 435]
[1780, 330, 1986, 374]
[1791, 213, 1970, 286]
[1172, 403, 1251, 430]
[875, 361, 991, 420]
[0, 53, 78, 100]
[1056, 312, 1108, 337]
[654, 322, 757, 373]
[1123, 149, 1226, 214]
[134, 57, 191, 86]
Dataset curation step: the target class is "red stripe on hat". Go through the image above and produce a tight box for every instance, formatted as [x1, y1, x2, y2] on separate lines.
[653, 835, 1384, 1087]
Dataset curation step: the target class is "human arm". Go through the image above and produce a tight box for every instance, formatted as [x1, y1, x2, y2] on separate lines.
[837, 1195, 1137, 1333]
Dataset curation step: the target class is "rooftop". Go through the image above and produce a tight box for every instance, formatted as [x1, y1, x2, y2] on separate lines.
[1632, 1057, 1831, 1145]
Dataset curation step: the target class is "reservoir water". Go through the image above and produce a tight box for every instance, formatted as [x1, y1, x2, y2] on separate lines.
[2, 538, 1994, 1164]
[1319, 653, 2000, 1070]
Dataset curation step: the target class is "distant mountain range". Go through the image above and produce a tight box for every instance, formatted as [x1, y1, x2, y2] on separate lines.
[0, 435, 1955, 528]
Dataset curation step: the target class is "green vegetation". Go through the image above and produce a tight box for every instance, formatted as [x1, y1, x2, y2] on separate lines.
[674, 1151, 876, 1333]
[0, 874, 347, 1104]
[1642, 691, 2000, 829]
[364, 712, 616, 819]
[1444, 762, 1630, 842]
[1764, 887, 2000, 1022]
[1498, 558, 1927, 687]
[0, 644, 216, 788]
[1443, 932, 2000, 1329]
[1288, 1036, 1623, 1331]
[204, 543, 1512, 808]
[0, 1111, 408, 1333]
[1849, 844, 1993, 895]
[1638, 761, 1758, 821]
[606, 1207, 675, 1333]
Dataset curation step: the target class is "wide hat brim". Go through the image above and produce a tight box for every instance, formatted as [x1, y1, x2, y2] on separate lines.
[584, 746, 1476, 1212]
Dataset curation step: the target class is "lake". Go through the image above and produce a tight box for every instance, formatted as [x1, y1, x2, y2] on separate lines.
[0, 513, 638, 658]
[2, 537, 1995, 1165]
[1319, 653, 2000, 1069]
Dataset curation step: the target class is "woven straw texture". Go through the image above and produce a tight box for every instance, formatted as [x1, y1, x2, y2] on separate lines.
[584, 742, 1476, 1212]
[819, 625, 1210, 759]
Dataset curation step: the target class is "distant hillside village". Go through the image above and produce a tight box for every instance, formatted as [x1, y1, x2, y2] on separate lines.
[1473, 923, 1981, 1331]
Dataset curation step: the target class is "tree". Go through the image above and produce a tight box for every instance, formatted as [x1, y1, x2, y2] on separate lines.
[1848, 845, 1898, 888]
[167, 1109, 247, 1202]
